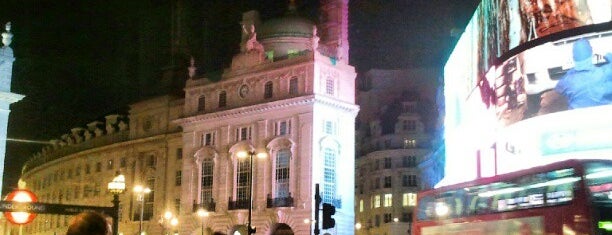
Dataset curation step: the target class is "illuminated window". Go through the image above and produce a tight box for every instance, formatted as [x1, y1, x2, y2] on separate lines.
[322, 147, 337, 205]
[107, 160, 113, 170]
[201, 158, 214, 204]
[384, 194, 393, 207]
[197, 95, 206, 112]
[218, 91, 227, 108]
[264, 81, 273, 99]
[403, 193, 417, 206]
[359, 199, 364, 212]
[274, 149, 291, 198]
[236, 157, 251, 202]
[374, 195, 381, 208]
[403, 139, 416, 148]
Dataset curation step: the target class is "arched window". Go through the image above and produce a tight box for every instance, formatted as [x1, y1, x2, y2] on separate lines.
[322, 147, 337, 205]
[201, 158, 214, 205]
[197, 95, 206, 112]
[236, 157, 251, 203]
[218, 91, 227, 108]
[274, 149, 291, 198]
[264, 81, 273, 99]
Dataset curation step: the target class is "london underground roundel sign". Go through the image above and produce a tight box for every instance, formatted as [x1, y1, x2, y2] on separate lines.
[4, 189, 38, 224]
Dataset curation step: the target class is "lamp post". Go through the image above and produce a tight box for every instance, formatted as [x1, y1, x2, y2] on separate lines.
[107, 173, 126, 235]
[159, 211, 179, 235]
[196, 208, 209, 235]
[133, 185, 151, 235]
[236, 150, 266, 235]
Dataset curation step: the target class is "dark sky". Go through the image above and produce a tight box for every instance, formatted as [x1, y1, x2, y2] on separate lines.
[0, 0, 478, 195]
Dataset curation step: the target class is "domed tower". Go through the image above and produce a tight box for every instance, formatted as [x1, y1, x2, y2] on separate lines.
[258, 2, 316, 59]
[180, 1, 357, 235]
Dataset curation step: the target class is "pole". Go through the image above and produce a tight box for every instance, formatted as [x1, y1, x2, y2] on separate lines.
[201, 216, 205, 235]
[112, 194, 120, 235]
[139, 195, 144, 235]
[247, 151, 254, 235]
[314, 184, 320, 235]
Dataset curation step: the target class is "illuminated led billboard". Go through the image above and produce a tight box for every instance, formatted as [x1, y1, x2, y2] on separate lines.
[441, 0, 612, 186]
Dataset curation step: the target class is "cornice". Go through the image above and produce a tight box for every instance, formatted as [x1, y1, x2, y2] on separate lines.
[177, 95, 359, 126]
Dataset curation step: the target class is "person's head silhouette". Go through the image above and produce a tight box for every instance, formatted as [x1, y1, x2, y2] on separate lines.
[66, 211, 111, 235]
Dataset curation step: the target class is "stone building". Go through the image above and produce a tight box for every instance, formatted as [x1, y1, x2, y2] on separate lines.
[16, 1, 358, 235]
[354, 69, 438, 235]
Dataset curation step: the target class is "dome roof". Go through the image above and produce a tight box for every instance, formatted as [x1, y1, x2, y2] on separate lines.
[259, 15, 314, 40]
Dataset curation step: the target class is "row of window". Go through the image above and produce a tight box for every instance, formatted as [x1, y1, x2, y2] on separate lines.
[364, 156, 418, 172]
[31, 149, 183, 191]
[199, 145, 341, 208]
[196, 78, 302, 112]
[358, 193, 417, 212]
[364, 212, 413, 228]
[357, 174, 418, 194]
[199, 120, 335, 148]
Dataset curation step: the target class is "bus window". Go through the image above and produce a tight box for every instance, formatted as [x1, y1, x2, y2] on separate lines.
[585, 162, 612, 235]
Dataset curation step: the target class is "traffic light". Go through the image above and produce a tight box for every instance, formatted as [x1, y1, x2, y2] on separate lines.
[322, 203, 336, 229]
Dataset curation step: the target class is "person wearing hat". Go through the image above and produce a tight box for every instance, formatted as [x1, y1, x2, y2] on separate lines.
[554, 38, 612, 109]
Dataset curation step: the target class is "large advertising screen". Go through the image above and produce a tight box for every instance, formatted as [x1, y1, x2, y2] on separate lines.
[442, 0, 612, 186]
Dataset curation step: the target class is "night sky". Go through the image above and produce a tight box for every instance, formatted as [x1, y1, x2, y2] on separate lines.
[0, 0, 478, 195]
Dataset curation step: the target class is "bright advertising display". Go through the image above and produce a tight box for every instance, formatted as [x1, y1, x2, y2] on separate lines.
[442, 0, 612, 186]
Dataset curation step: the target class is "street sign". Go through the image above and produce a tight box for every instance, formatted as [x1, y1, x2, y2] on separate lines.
[4, 189, 38, 224]
[0, 201, 115, 215]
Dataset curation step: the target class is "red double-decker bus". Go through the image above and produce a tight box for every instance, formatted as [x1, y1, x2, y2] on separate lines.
[413, 159, 612, 235]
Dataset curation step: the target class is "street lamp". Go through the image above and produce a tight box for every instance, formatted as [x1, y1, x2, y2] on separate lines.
[236, 150, 267, 235]
[159, 211, 179, 235]
[133, 185, 151, 235]
[107, 172, 126, 235]
[196, 208, 209, 235]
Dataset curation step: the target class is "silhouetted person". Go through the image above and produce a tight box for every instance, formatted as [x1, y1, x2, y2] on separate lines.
[66, 211, 111, 235]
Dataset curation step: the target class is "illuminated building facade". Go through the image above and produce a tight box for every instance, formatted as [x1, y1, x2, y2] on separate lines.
[441, 0, 612, 187]
[354, 69, 438, 235]
[16, 1, 358, 235]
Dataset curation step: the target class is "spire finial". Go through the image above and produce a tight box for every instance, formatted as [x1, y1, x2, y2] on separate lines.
[188, 56, 197, 79]
[2, 22, 13, 47]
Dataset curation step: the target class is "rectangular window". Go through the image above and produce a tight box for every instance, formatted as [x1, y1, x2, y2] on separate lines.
[235, 126, 252, 142]
[384, 176, 392, 188]
[403, 139, 416, 148]
[201, 159, 214, 204]
[96, 162, 102, 172]
[147, 155, 156, 167]
[402, 156, 417, 167]
[275, 120, 291, 136]
[76, 166, 81, 176]
[85, 164, 91, 174]
[289, 77, 298, 95]
[175, 171, 182, 186]
[174, 198, 181, 215]
[402, 193, 417, 207]
[403, 175, 418, 187]
[325, 79, 334, 95]
[322, 147, 337, 204]
[176, 148, 183, 160]
[197, 95, 206, 112]
[218, 91, 227, 108]
[275, 149, 291, 198]
[264, 82, 273, 99]
[384, 213, 392, 223]
[359, 199, 364, 212]
[374, 195, 381, 208]
[403, 120, 416, 131]
[237, 158, 251, 202]
[384, 158, 392, 169]
[384, 194, 392, 207]
[323, 120, 336, 135]
[120, 157, 127, 168]
[203, 132, 216, 146]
